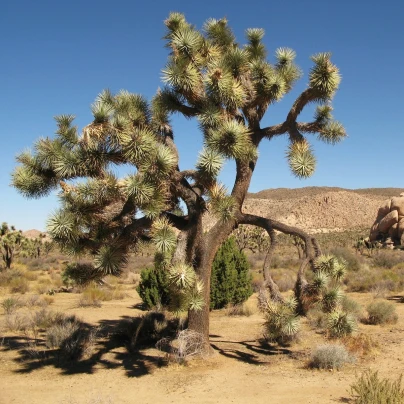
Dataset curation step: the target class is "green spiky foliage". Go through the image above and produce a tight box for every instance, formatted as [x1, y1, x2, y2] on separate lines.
[260, 295, 300, 345]
[305, 254, 348, 312]
[0, 223, 26, 269]
[304, 254, 358, 336]
[12, 13, 346, 345]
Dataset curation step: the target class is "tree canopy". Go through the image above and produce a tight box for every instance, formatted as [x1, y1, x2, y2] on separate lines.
[12, 13, 346, 343]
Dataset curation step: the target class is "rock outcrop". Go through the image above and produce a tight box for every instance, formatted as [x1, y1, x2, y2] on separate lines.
[370, 193, 404, 247]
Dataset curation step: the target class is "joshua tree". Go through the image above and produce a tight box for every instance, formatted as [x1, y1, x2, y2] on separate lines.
[0, 222, 24, 269]
[12, 13, 346, 348]
[233, 225, 270, 254]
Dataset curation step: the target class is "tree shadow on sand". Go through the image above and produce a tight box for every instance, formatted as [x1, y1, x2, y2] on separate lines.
[2, 316, 300, 377]
[1, 316, 166, 378]
[210, 337, 292, 365]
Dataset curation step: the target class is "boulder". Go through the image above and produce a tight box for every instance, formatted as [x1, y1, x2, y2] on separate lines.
[388, 223, 398, 239]
[378, 209, 399, 233]
[369, 223, 379, 241]
[375, 199, 391, 221]
[390, 196, 404, 216]
[398, 217, 404, 240]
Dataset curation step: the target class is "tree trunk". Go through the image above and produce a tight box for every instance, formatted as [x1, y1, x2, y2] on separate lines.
[188, 265, 211, 341]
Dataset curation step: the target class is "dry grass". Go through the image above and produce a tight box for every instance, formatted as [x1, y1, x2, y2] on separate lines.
[78, 284, 126, 307]
[341, 333, 379, 357]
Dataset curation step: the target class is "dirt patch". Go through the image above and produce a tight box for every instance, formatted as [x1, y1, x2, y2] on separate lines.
[1, 290, 404, 404]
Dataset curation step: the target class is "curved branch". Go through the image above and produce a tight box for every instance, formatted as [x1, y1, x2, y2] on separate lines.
[238, 212, 321, 313]
[286, 88, 317, 123]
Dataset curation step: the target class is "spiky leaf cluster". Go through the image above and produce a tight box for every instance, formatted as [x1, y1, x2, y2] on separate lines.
[327, 310, 357, 337]
[167, 263, 205, 313]
[262, 296, 301, 345]
[305, 254, 348, 314]
[287, 140, 316, 178]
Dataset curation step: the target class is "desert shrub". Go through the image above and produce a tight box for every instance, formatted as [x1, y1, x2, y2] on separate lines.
[307, 308, 328, 330]
[9, 277, 29, 294]
[327, 310, 357, 338]
[31, 308, 61, 329]
[330, 247, 362, 272]
[24, 294, 49, 308]
[365, 300, 398, 325]
[341, 296, 363, 319]
[210, 237, 253, 309]
[46, 314, 92, 359]
[226, 301, 255, 317]
[373, 251, 404, 269]
[310, 343, 355, 370]
[23, 271, 38, 281]
[137, 266, 171, 309]
[342, 333, 379, 357]
[350, 370, 404, 404]
[78, 296, 102, 308]
[79, 284, 125, 307]
[25, 258, 43, 271]
[271, 268, 296, 292]
[5, 313, 30, 331]
[345, 267, 404, 293]
[1, 297, 22, 314]
[0, 269, 23, 287]
[49, 271, 63, 288]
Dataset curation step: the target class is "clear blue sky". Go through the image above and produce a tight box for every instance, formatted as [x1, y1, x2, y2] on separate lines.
[1, 0, 403, 231]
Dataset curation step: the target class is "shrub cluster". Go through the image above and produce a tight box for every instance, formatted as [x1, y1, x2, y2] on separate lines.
[137, 236, 253, 311]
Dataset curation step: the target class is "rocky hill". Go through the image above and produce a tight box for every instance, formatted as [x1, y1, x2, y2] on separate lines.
[242, 187, 404, 233]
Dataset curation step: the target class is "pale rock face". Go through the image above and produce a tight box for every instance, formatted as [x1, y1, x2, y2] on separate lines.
[378, 210, 399, 233]
[398, 218, 404, 239]
[376, 199, 391, 221]
[390, 196, 404, 216]
[370, 195, 404, 246]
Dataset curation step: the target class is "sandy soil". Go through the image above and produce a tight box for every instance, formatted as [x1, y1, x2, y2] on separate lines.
[1, 290, 404, 404]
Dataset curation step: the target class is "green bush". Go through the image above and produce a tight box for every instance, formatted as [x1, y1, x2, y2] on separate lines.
[210, 237, 253, 309]
[365, 300, 398, 325]
[137, 236, 253, 311]
[350, 370, 404, 403]
[137, 266, 171, 309]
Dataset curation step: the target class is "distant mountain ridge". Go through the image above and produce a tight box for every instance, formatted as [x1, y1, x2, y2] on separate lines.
[242, 187, 404, 233]
[247, 187, 404, 200]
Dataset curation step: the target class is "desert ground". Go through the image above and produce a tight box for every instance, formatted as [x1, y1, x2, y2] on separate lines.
[1, 279, 404, 404]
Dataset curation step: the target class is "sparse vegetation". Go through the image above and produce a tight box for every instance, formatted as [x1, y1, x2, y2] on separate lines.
[365, 300, 398, 325]
[310, 343, 355, 370]
[350, 370, 404, 404]
[1, 296, 22, 314]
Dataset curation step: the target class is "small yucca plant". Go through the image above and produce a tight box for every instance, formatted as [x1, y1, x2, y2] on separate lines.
[327, 310, 357, 338]
[263, 296, 300, 345]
